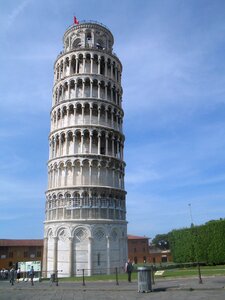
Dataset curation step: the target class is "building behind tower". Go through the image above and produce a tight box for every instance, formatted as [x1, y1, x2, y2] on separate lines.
[43, 20, 127, 277]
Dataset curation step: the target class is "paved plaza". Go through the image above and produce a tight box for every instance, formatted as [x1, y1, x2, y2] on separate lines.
[0, 276, 225, 300]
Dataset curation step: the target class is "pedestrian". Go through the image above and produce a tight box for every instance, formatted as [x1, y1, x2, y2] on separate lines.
[16, 268, 21, 283]
[0, 269, 5, 280]
[29, 266, 35, 286]
[4, 269, 8, 280]
[9, 267, 15, 286]
[125, 259, 133, 282]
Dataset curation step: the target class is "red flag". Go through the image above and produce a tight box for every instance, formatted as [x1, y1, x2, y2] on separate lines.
[74, 16, 79, 25]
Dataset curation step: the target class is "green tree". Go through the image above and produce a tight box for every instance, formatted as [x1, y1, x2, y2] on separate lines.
[167, 219, 225, 264]
[152, 233, 170, 250]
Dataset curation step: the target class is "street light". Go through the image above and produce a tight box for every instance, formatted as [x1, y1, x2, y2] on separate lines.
[188, 203, 194, 227]
[188, 203, 202, 284]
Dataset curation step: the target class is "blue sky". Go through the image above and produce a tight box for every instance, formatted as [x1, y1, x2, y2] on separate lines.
[1, 0, 225, 240]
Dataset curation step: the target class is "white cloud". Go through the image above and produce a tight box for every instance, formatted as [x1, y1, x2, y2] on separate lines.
[119, 22, 225, 121]
[6, 0, 32, 29]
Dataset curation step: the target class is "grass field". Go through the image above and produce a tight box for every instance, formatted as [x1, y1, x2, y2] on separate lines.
[56, 265, 225, 282]
[161, 265, 225, 278]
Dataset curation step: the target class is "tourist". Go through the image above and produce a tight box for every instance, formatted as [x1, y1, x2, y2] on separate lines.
[29, 266, 35, 286]
[9, 267, 15, 286]
[16, 267, 21, 283]
[125, 259, 133, 282]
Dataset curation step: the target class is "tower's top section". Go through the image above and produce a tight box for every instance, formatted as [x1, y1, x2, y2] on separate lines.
[63, 20, 114, 54]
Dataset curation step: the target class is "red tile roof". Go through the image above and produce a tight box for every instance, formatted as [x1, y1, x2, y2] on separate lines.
[0, 239, 43, 247]
[128, 235, 149, 240]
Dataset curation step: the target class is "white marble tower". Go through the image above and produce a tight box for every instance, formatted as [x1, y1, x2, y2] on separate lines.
[43, 20, 127, 277]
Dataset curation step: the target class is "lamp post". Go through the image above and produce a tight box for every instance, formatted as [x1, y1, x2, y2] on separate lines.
[188, 203, 202, 284]
[188, 203, 194, 227]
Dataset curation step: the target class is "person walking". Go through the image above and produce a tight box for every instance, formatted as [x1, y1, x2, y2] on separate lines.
[29, 266, 35, 286]
[9, 267, 15, 286]
[16, 268, 21, 283]
[125, 259, 133, 282]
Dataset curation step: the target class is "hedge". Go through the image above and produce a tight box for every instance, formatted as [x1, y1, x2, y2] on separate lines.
[168, 219, 225, 264]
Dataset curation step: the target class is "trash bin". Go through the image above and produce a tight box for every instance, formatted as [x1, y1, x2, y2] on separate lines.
[137, 267, 152, 293]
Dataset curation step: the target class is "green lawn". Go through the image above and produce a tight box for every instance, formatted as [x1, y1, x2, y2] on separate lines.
[53, 265, 225, 282]
[155, 265, 225, 278]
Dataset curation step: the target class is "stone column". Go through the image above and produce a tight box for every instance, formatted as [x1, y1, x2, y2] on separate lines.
[89, 162, 92, 185]
[97, 163, 100, 185]
[42, 237, 48, 277]
[53, 237, 58, 274]
[88, 237, 93, 276]
[82, 105, 85, 125]
[110, 63, 113, 78]
[63, 198, 66, 219]
[110, 87, 113, 102]
[115, 66, 118, 81]
[74, 106, 77, 124]
[98, 82, 100, 99]
[80, 163, 83, 185]
[83, 57, 85, 73]
[49, 140, 52, 159]
[72, 163, 76, 185]
[90, 80, 93, 98]
[67, 108, 70, 127]
[106, 163, 109, 186]
[62, 85, 64, 101]
[115, 90, 118, 105]
[105, 109, 108, 125]
[57, 88, 60, 104]
[74, 81, 77, 98]
[90, 56, 93, 74]
[112, 167, 115, 187]
[104, 60, 107, 77]
[112, 137, 115, 157]
[82, 80, 85, 98]
[63, 59, 67, 77]
[98, 134, 101, 155]
[52, 168, 55, 188]
[59, 64, 61, 79]
[89, 132, 93, 153]
[69, 58, 72, 75]
[105, 85, 107, 100]
[117, 140, 120, 158]
[98, 58, 101, 74]
[106, 236, 111, 274]
[68, 82, 71, 99]
[90, 106, 93, 124]
[111, 111, 114, 128]
[65, 135, 68, 155]
[68, 237, 73, 277]
[64, 166, 67, 186]
[81, 133, 84, 153]
[57, 167, 61, 187]
[97, 107, 101, 125]
[73, 133, 76, 154]
[76, 57, 79, 73]
[105, 134, 109, 155]
[116, 114, 119, 130]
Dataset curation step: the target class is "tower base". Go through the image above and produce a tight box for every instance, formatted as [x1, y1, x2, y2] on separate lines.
[43, 221, 127, 277]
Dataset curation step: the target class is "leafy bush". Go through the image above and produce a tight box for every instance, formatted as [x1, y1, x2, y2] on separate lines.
[168, 219, 225, 264]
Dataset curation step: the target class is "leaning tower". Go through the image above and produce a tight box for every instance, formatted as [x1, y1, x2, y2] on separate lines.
[43, 21, 127, 277]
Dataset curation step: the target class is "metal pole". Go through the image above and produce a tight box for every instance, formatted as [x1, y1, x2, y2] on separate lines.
[151, 267, 155, 285]
[56, 270, 58, 286]
[198, 263, 203, 284]
[115, 267, 119, 285]
[82, 269, 85, 286]
[188, 203, 194, 226]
